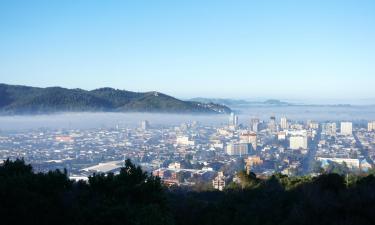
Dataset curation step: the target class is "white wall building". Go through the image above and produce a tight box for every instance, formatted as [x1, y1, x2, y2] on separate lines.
[317, 157, 360, 170]
[168, 162, 181, 170]
[212, 172, 226, 191]
[340, 122, 353, 135]
[278, 132, 287, 141]
[290, 135, 308, 150]
[176, 136, 195, 146]
[309, 121, 319, 130]
[323, 123, 337, 136]
[280, 117, 289, 130]
[368, 121, 375, 132]
[141, 120, 150, 130]
[229, 113, 238, 127]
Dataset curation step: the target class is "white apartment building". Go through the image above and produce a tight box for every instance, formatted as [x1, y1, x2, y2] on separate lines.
[290, 135, 308, 150]
[340, 122, 353, 135]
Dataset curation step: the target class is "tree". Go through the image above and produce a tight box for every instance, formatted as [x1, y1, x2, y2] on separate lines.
[325, 161, 349, 175]
[0, 159, 173, 225]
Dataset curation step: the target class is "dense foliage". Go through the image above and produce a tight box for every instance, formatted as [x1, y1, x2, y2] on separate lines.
[0, 84, 231, 114]
[2, 159, 375, 225]
[171, 171, 375, 225]
[0, 159, 172, 225]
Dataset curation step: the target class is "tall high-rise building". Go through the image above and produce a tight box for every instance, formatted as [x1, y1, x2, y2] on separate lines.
[323, 123, 337, 136]
[234, 115, 239, 127]
[141, 120, 150, 130]
[280, 117, 289, 130]
[368, 121, 375, 132]
[341, 122, 353, 135]
[290, 135, 308, 150]
[250, 118, 260, 132]
[309, 121, 319, 130]
[229, 113, 239, 127]
[229, 112, 234, 125]
[268, 116, 277, 132]
[240, 132, 257, 151]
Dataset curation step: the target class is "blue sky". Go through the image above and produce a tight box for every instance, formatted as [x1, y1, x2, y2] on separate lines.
[0, 0, 374, 100]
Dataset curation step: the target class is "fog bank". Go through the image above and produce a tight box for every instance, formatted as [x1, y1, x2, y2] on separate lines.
[0, 105, 374, 131]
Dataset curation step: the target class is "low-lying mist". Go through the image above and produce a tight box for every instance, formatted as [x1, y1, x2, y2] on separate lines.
[0, 113, 228, 131]
[0, 104, 374, 131]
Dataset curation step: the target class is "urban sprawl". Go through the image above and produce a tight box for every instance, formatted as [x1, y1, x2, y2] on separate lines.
[1, 114, 375, 191]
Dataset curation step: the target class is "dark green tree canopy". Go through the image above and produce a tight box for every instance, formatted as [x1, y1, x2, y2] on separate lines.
[2, 159, 375, 225]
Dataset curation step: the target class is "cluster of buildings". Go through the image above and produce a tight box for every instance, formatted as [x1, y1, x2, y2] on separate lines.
[316, 121, 373, 172]
[0, 116, 374, 191]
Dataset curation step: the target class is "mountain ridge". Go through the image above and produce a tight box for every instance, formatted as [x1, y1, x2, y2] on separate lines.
[0, 84, 231, 115]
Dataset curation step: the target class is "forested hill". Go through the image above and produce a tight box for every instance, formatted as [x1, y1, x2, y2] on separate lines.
[0, 84, 231, 114]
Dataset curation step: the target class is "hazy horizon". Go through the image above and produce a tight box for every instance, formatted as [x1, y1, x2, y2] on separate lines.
[2, 82, 375, 106]
[1, 104, 374, 131]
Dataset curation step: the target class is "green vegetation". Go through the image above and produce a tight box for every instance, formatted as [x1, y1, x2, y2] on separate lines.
[2, 159, 375, 225]
[172, 171, 375, 225]
[0, 159, 172, 225]
[0, 84, 231, 114]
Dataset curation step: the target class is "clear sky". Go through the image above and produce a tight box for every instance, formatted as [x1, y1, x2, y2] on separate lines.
[0, 0, 374, 100]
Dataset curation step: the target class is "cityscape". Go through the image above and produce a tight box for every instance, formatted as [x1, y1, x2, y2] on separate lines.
[1, 113, 374, 191]
[2, 0, 375, 224]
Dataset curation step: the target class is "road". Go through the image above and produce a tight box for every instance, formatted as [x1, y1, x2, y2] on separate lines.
[353, 132, 373, 165]
[302, 128, 321, 175]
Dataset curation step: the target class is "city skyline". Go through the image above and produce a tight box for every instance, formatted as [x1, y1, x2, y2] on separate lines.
[1, 0, 375, 100]
[2, 2, 375, 224]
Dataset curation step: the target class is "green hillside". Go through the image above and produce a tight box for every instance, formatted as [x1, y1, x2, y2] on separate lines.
[0, 84, 231, 114]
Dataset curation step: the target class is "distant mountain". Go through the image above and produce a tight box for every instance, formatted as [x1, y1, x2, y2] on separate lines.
[189, 98, 292, 106]
[0, 84, 231, 115]
[262, 99, 291, 105]
[189, 98, 250, 106]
